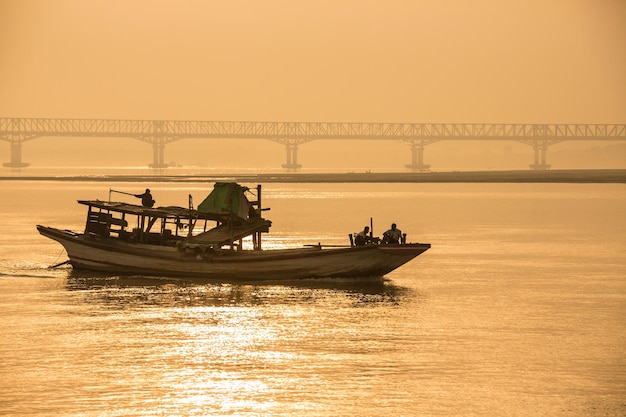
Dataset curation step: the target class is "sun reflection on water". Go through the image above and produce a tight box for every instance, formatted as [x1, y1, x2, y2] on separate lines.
[54, 276, 410, 415]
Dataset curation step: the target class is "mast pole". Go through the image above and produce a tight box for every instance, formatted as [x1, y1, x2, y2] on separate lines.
[257, 184, 262, 250]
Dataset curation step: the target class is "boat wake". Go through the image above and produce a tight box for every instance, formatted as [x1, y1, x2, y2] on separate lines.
[0, 271, 62, 279]
[0, 260, 69, 279]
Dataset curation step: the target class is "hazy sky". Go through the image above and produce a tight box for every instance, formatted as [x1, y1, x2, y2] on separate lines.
[1, 0, 625, 169]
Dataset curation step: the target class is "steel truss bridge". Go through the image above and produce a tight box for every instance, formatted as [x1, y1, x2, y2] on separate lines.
[1, 118, 625, 170]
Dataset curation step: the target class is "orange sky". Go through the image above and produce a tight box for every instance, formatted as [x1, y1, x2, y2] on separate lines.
[0, 0, 625, 169]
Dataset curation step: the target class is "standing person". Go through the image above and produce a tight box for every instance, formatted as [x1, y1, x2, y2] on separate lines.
[354, 226, 371, 246]
[135, 188, 155, 208]
[383, 223, 402, 244]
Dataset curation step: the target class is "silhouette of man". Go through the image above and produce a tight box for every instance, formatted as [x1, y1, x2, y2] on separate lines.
[383, 223, 402, 244]
[135, 188, 155, 208]
[355, 226, 371, 246]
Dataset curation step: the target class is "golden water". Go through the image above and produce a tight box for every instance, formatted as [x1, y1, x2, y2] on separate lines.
[1, 180, 624, 416]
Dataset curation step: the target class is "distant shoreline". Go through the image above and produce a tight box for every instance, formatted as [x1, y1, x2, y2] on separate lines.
[1, 169, 625, 183]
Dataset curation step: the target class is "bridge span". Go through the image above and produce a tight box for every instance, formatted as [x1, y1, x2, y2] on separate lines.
[1, 118, 625, 170]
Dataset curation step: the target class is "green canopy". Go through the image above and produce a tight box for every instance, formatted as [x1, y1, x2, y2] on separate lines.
[197, 182, 250, 219]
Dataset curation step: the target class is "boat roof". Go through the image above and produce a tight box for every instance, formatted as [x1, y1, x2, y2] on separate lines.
[183, 217, 272, 248]
[78, 200, 234, 222]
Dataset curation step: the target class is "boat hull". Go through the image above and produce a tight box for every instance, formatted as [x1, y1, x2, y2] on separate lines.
[37, 226, 430, 281]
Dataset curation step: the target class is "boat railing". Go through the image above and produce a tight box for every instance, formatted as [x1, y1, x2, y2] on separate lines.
[85, 212, 128, 237]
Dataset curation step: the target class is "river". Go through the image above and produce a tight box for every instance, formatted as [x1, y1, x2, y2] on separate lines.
[0, 179, 624, 416]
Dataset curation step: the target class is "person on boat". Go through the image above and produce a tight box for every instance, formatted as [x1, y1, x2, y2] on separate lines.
[135, 188, 155, 208]
[383, 223, 402, 244]
[355, 226, 372, 246]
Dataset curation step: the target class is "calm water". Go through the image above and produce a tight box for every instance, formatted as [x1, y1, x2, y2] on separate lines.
[0, 180, 624, 416]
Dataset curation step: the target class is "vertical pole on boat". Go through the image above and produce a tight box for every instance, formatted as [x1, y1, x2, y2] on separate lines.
[139, 215, 145, 242]
[85, 205, 92, 233]
[188, 194, 193, 237]
[257, 184, 262, 250]
[229, 213, 235, 250]
[370, 217, 374, 239]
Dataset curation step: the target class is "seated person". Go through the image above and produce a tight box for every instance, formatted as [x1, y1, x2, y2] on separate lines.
[383, 223, 402, 244]
[355, 226, 372, 246]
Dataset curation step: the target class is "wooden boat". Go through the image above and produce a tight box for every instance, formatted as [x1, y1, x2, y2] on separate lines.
[37, 183, 430, 281]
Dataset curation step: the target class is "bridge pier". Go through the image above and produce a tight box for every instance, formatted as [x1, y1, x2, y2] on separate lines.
[148, 137, 169, 169]
[2, 140, 29, 168]
[404, 140, 432, 171]
[528, 140, 551, 170]
[281, 143, 302, 171]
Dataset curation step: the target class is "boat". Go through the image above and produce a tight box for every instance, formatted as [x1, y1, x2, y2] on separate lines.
[37, 182, 430, 281]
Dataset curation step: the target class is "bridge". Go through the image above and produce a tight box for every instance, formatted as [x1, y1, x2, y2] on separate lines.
[1, 118, 625, 170]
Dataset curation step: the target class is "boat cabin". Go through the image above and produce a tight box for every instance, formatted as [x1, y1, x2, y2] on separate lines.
[80, 183, 272, 251]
